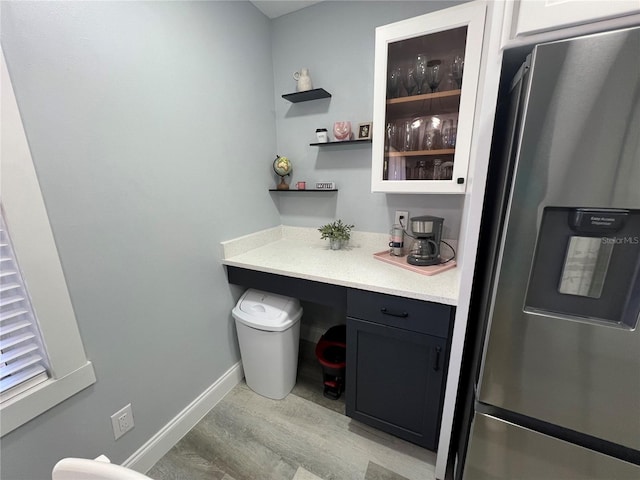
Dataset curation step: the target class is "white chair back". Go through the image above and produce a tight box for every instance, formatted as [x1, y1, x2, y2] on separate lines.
[52, 455, 154, 480]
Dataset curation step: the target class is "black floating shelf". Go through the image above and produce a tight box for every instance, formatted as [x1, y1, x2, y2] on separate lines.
[282, 88, 332, 103]
[310, 139, 372, 146]
[269, 189, 338, 192]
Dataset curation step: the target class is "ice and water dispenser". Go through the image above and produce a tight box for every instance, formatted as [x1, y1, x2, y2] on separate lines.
[525, 207, 640, 330]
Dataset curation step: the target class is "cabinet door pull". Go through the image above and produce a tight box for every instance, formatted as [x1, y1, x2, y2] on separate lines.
[380, 307, 408, 318]
[433, 346, 442, 371]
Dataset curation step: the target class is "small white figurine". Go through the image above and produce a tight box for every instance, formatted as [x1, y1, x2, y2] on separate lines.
[294, 68, 313, 92]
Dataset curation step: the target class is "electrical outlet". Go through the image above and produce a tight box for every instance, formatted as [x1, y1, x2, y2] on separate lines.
[394, 211, 409, 228]
[111, 403, 134, 440]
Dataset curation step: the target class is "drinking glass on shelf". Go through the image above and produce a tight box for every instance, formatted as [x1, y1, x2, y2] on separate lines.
[422, 124, 433, 151]
[410, 117, 423, 151]
[450, 55, 464, 89]
[429, 116, 443, 150]
[401, 63, 416, 96]
[443, 118, 457, 148]
[422, 117, 443, 150]
[445, 73, 455, 91]
[401, 120, 415, 151]
[432, 128, 443, 150]
[385, 121, 398, 151]
[387, 66, 402, 98]
[433, 159, 443, 180]
[416, 160, 428, 180]
[400, 118, 422, 152]
[441, 161, 454, 180]
[448, 119, 457, 148]
[402, 120, 412, 152]
[389, 157, 406, 180]
[414, 53, 428, 94]
[426, 60, 442, 93]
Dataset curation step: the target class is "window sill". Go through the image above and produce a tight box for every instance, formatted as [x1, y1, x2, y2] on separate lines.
[1, 361, 96, 436]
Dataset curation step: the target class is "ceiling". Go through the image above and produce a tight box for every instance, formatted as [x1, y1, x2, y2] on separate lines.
[250, 1, 324, 19]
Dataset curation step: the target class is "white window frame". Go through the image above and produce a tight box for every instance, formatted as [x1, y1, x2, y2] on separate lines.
[1, 48, 96, 436]
[1, 212, 50, 402]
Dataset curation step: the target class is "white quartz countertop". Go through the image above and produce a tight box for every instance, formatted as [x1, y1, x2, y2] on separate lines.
[221, 226, 459, 306]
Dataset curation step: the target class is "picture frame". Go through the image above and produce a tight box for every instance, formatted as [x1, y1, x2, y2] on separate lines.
[358, 122, 373, 140]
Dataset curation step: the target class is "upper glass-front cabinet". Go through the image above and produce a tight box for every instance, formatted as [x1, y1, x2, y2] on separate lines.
[371, 2, 486, 194]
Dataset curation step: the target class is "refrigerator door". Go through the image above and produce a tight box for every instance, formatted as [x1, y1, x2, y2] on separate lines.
[464, 413, 640, 480]
[477, 26, 640, 452]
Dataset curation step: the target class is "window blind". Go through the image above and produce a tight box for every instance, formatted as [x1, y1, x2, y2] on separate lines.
[0, 212, 49, 402]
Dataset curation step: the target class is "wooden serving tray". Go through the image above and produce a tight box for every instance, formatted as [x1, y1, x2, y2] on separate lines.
[373, 250, 456, 276]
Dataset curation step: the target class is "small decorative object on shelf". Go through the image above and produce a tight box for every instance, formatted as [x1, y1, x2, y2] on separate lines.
[333, 121, 353, 141]
[316, 128, 329, 143]
[315, 182, 336, 190]
[273, 155, 292, 190]
[318, 219, 354, 250]
[293, 68, 313, 92]
[358, 122, 373, 140]
[296, 181, 306, 190]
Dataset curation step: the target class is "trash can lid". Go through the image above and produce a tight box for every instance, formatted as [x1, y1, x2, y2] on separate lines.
[232, 289, 302, 331]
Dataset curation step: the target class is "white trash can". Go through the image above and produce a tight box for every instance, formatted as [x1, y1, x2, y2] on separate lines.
[232, 289, 303, 400]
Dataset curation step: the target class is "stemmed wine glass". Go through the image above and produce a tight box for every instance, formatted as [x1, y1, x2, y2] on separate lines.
[387, 66, 402, 98]
[401, 63, 416, 96]
[450, 55, 464, 89]
[414, 53, 428, 95]
[426, 60, 442, 93]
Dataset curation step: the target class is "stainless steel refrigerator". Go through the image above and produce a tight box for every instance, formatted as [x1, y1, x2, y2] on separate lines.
[461, 26, 640, 479]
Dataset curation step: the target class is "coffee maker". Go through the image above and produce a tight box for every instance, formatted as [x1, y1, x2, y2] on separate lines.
[407, 215, 444, 266]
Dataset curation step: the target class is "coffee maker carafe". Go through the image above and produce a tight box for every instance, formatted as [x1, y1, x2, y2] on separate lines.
[407, 215, 444, 266]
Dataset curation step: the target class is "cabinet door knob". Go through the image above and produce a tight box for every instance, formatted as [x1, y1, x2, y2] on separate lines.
[457, 177, 465, 184]
[380, 307, 408, 318]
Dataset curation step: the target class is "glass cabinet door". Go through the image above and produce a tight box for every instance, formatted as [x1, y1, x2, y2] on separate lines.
[371, 2, 486, 193]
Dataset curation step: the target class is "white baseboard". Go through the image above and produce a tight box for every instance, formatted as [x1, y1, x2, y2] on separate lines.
[123, 362, 244, 474]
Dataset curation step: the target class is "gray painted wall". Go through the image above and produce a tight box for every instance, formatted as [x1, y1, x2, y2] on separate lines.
[0, 2, 467, 478]
[0, 2, 278, 478]
[271, 1, 466, 241]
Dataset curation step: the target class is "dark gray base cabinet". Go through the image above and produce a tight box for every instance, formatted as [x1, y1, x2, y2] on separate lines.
[346, 289, 453, 451]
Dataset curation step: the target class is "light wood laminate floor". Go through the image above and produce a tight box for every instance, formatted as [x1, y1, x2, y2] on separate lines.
[148, 340, 437, 480]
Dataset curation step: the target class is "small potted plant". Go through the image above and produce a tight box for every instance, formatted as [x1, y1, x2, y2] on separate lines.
[318, 219, 354, 250]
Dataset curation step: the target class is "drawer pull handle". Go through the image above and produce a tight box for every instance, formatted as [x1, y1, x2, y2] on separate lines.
[380, 307, 408, 318]
[433, 346, 442, 371]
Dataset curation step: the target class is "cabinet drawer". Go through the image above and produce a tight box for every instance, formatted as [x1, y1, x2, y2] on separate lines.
[347, 288, 453, 338]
